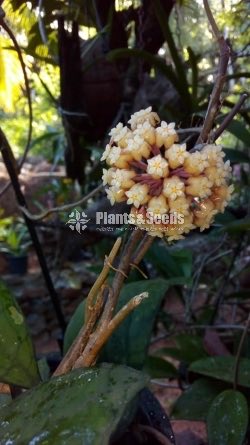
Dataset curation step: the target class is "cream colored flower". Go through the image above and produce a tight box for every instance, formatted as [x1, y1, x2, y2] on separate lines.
[110, 169, 135, 189]
[168, 196, 190, 215]
[195, 210, 218, 232]
[147, 154, 169, 178]
[134, 121, 156, 145]
[165, 143, 188, 169]
[186, 176, 212, 198]
[125, 184, 149, 208]
[147, 195, 169, 217]
[106, 187, 126, 205]
[210, 184, 234, 212]
[109, 122, 130, 143]
[184, 151, 208, 175]
[127, 134, 150, 161]
[101, 144, 121, 165]
[204, 160, 231, 187]
[128, 107, 160, 130]
[163, 176, 184, 200]
[155, 121, 178, 149]
[203, 144, 225, 166]
[102, 168, 115, 186]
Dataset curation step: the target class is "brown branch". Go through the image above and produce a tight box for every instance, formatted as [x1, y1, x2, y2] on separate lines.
[110, 229, 144, 309]
[74, 292, 149, 368]
[54, 238, 122, 376]
[55, 229, 154, 375]
[211, 92, 249, 142]
[132, 233, 154, 266]
[19, 184, 104, 221]
[54, 285, 106, 376]
[196, 0, 230, 144]
[85, 237, 122, 321]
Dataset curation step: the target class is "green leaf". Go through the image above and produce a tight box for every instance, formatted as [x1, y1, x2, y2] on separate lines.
[223, 148, 250, 164]
[146, 242, 193, 280]
[189, 356, 250, 388]
[224, 120, 250, 145]
[172, 378, 226, 420]
[158, 334, 207, 364]
[207, 390, 248, 445]
[99, 279, 169, 369]
[223, 217, 250, 234]
[144, 356, 177, 379]
[0, 364, 148, 445]
[0, 281, 40, 388]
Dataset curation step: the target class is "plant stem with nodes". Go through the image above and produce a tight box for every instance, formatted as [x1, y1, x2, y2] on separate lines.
[54, 229, 154, 375]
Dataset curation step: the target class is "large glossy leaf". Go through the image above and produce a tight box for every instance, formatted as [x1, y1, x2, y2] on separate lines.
[0, 364, 148, 445]
[207, 390, 248, 445]
[0, 281, 40, 388]
[189, 356, 250, 387]
[64, 279, 169, 369]
[172, 378, 226, 421]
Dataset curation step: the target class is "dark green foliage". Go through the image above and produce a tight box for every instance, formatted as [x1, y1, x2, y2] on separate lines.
[0, 364, 148, 445]
[0, 281, 40, 388]
[207, 390, 248, 445]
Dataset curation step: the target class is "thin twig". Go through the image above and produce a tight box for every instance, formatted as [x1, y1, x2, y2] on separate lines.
[75, 292, 148, 368]
[132, 233, 154, 266]
[19, 184, 103, 221]
[196, 0, 230, 144]
[54, 286, 106, 376]
[85, 237, 122, 321]
[211, 92, 249, 142]
[233, 313, 250, 391]
[111, 229, 144, 309]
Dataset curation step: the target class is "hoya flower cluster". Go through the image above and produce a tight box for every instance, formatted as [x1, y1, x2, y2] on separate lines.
[101, 107, 234, 241]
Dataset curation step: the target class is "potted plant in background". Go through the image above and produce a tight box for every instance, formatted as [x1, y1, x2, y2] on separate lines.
[0, 215, 31, 275]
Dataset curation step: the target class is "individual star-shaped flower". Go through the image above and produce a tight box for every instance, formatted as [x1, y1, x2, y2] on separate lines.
[163, 176, 184, 200]
[147, 154, 169, 178]
[101, 144, 121, 165]
[125, 184, 149, 208]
